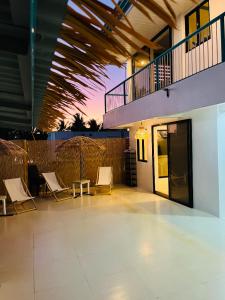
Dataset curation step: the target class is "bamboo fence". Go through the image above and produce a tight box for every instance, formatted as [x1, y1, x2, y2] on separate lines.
[0, 138, 128, 194]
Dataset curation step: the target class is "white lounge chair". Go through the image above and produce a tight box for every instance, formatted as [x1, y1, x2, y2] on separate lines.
[3, 178, 37, 214]
[96, 166, 113, 194]
[42, 172, 70, 201]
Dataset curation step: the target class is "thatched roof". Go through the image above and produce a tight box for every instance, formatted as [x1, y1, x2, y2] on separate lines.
[56, 136, 106, 153]
[38, 0, 196, 130]
[0, 139, 27, 156]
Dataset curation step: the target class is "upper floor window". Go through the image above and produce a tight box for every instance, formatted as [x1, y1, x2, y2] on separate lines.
[152, 26, 172, 59]
[131, 26, 172, 75]
[185, 0, 210, 51]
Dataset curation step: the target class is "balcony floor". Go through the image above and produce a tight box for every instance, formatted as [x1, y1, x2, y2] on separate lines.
[1, 186, 225, 300]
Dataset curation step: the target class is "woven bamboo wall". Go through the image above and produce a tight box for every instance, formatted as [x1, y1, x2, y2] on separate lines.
[0, 138, 127, 194]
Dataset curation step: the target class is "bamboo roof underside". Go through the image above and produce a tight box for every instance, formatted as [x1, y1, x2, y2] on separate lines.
[38, 0, 196, 131]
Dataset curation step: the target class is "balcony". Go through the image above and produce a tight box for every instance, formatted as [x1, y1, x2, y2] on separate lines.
[104, 12, 225, 115]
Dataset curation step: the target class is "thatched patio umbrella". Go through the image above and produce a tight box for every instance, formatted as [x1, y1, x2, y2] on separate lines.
[56, 136, 106, 182]
[0, 139, 27, 156]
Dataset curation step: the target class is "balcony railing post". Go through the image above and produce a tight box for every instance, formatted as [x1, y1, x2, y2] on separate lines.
[220, 15, 225, 62]
[104, 93, 107, 113]
[155, 59, 160, 91]
[132, 75, 136, 101]
[123, 81, 126, 105]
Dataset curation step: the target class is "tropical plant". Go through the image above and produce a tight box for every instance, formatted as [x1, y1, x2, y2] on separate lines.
[38, 0, 196, 130]
[70, 113, 86, 131]
[87, 119, 101, 131]
[99, 123, 103, 131]
[57, 120, 67, 131]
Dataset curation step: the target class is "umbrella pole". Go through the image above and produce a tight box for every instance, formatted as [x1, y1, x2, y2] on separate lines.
[74, 142, 82, 198]
[80, 142, 82, 181]
[24, 140, 28, 185]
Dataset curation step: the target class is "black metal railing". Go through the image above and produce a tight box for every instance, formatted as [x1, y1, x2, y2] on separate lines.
[105, 12, 225, 113]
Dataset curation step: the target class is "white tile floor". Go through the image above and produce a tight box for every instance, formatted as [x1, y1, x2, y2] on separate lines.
[1, 186, 225, 300]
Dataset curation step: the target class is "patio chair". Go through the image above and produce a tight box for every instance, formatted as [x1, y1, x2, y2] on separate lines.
[96, 166, 113, 194]
[42, 172, 70, 201]
[3, 178, 37, 214]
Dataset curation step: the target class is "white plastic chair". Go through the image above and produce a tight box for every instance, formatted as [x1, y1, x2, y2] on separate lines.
[42, 172, 70, 201]
[96, 167, 113, 194]
[3, 178, 37, 214]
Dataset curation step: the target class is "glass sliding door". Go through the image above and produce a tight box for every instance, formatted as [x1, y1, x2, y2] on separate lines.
[168, 120, 193, 207]
[152, 120, 193, 207]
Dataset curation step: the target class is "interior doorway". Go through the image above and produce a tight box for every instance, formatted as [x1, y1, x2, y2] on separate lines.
[152, 125, 169, 197]
[152, 120, 193, 207]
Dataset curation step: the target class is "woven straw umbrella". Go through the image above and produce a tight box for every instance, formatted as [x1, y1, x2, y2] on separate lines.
[56, 136, 105, 182]
[0, 139, 27, 156]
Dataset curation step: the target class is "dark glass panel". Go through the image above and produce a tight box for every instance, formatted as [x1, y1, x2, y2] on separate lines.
[168, 120, 193, 207]
[188, 11, 198, 50]
[199, 2, 210, 43]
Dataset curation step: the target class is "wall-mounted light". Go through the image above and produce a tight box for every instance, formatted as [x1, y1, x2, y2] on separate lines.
[135, 126, 148, 139]
[164, 88, 170, 98]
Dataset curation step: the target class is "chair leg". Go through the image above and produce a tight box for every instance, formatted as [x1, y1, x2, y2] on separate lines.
[32, 199, 37, 210]
[12, 200, 36, 215]
[2, 199, 6, 215]
[73, 183, 76, 198]
[53, 191, 71, 202]
[108, 185, 112, 195]
[42, 184, 48, 197]
[95, 185, 112, 195]
[13, 203, 18, 214]
[52, 192, 59, 202]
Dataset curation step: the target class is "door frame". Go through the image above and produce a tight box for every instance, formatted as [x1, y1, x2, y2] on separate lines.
[151, 124, 169, 199]
[151, 119, 193, 207]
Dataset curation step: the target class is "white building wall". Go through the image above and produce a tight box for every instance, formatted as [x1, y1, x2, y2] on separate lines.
[210, 0, 225, 18]
[217, 104, 225, 219]
[129, 125, 153, 192]
[182, 106, 220, 216]
[105, 1, 225, 217]
[128, 105, 225, 218]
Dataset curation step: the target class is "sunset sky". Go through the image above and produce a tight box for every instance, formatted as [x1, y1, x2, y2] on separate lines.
[83, 65, 125, 123]
[66, 0, 125, 125]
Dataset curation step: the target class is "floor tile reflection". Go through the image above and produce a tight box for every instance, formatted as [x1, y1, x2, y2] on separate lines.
[1, 186, 225, 300]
